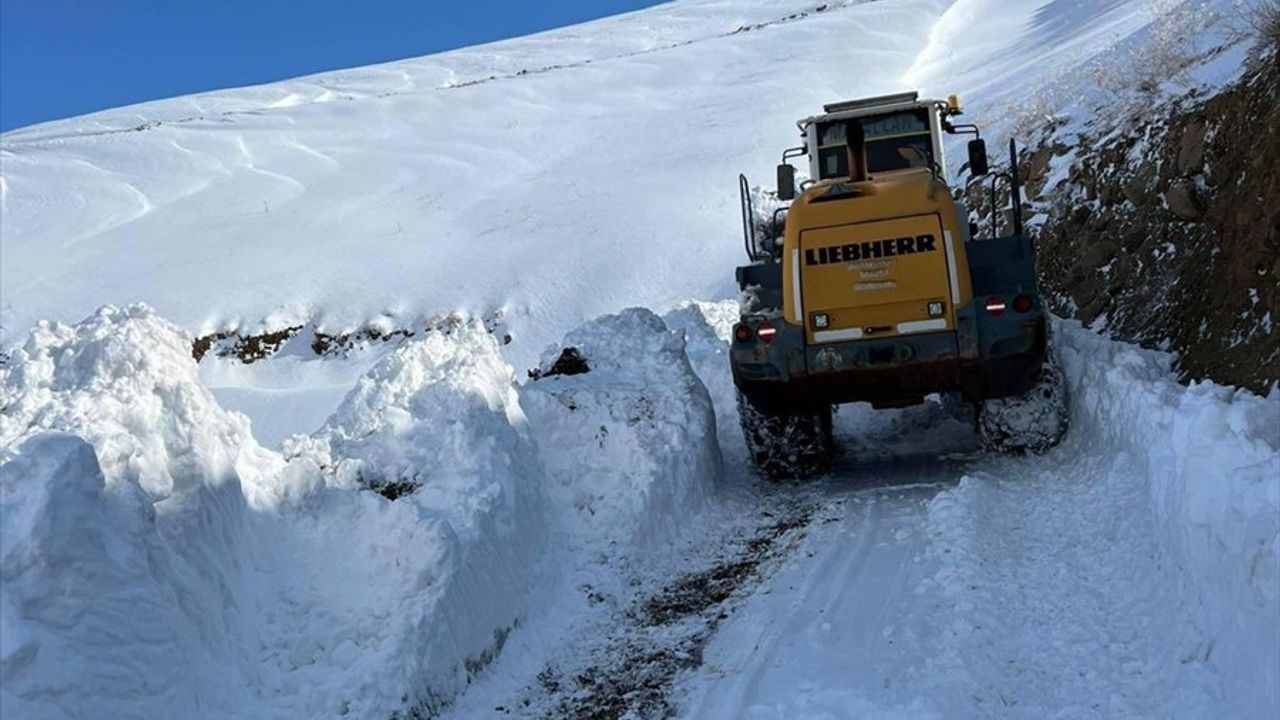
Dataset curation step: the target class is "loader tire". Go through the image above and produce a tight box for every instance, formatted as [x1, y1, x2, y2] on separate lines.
[736, 389, 833, 480]
[977, 349, 1069, 454]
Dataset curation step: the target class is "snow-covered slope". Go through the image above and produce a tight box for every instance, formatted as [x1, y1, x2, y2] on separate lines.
[2, 1, 1276, 718]
[2, 0, 1251, 366]
[1, 0, 951, 362]
[5, 0, 1250, 440]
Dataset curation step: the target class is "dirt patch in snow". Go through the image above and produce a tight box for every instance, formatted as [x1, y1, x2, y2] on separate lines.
[516, 505, 813, 720]
[528, 347, 590, 380]
[191, 311, 509, 364]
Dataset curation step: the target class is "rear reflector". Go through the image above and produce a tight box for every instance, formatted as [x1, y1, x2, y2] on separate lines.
[757, 321, 777, 343]
[985, 297, 1007, 315]
[734, 324, 753, 343]
[1013, 295, 1034, 313]
[897, 318, 947, 334]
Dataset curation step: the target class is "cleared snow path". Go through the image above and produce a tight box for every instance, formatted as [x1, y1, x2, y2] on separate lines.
[676, 439, 1230, 719]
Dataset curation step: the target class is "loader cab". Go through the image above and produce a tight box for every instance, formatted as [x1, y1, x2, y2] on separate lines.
[798, 91, 949, 182]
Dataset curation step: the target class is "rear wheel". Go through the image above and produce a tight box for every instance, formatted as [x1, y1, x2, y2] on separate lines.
[736, 389, 834, 480]
[938, 391, 976, 424]
[977, 349, 1069, 454]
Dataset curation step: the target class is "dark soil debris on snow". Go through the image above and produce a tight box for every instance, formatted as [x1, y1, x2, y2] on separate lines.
[531, 507, 813, 719]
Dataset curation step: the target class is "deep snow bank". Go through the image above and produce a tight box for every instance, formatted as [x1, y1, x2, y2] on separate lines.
[0, 304, 721, 718]
[521, 308, 720, 548]
[0, 307, 546, 717]
[0, 305, 283, 503]
[662, 300, 748, 463]
[1055, 320, 1280, 715]
[0, 306, 288, 718]
[0, 433, 214, 719]
[276, 321, 550, 716]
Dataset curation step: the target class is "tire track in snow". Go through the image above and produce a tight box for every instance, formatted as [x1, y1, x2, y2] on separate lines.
[500, 498, 816, 720]
[675, 418, 1234, 717]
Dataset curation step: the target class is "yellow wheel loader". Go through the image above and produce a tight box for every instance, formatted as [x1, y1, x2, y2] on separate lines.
[732, 91, 1068, 479]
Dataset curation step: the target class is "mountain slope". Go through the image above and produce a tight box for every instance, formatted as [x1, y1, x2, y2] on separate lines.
[2, 0, 953, 366]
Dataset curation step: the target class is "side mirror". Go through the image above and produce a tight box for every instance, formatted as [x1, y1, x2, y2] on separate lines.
[967, 139, 989, 176]
[776, 163, 796, 201]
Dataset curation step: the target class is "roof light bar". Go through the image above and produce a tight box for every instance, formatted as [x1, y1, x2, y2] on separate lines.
[823, 91, 920, 114]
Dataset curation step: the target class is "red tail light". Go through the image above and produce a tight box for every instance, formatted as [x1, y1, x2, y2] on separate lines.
[757, 320, 777, 343]
[985, 297, 1007, 315]
[734, 324, 753, 343]
[1013, 295, 1034, 313]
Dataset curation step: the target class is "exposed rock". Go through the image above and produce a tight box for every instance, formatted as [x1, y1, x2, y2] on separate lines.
[1023, 145, 1058, 199]
[1165, 180, 1204, 221]
[965, 60, 1278, 393]
[1177, 117, 1207, 174]
[1120, 164, 1157, 205]
[192, 311, 508, 363]
[528, 347, 591, 380]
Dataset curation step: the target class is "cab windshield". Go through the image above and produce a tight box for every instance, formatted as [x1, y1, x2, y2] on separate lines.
[815, 108, 934, 179]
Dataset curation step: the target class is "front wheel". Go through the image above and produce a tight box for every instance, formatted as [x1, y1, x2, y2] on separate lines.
[976, 350, 1069, 454]
[736, 389, 834, 480]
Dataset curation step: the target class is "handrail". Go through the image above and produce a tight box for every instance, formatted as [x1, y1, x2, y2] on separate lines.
[1008, 138, 1024, 238]
[984, 139, 1026, 240]
[739, 173, 757, 261]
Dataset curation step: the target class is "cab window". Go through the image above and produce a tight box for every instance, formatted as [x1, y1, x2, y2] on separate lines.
[816, 108, 934, 179]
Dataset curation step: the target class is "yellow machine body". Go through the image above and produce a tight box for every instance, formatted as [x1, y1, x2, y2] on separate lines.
[780, 169, 974, 346]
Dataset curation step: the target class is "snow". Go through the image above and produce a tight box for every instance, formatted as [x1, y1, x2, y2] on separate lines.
[0, 304, 281, 504]
[2, 0, 1278, 717]
[0, 302, 724, 717]
[1055, 320, 1280, 716]
[521, 308, 720, 548]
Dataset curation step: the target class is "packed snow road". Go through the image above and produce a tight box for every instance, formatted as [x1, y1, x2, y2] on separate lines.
[677, 422, 1228, 719]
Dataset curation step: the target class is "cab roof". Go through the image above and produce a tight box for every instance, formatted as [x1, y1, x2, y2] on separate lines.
[797, 91, 946, 130]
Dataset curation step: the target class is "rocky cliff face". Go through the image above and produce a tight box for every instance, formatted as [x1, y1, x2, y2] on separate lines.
[978, 58, 1278, 393]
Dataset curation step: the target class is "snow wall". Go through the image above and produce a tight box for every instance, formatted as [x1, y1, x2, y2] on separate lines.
[521, 308, 720, 549]
[0, 304, 720, 719]
[1055, 320, 1280, 716]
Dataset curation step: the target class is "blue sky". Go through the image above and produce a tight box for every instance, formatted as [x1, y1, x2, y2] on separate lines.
[0, 0, 667, 131]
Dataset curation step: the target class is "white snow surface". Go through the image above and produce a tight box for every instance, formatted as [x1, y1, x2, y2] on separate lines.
[1056, 321, 1280, 715]
[521, 308, 720, 549]
[2, 0, 1278, 718]
[0, 303, 724, 718]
